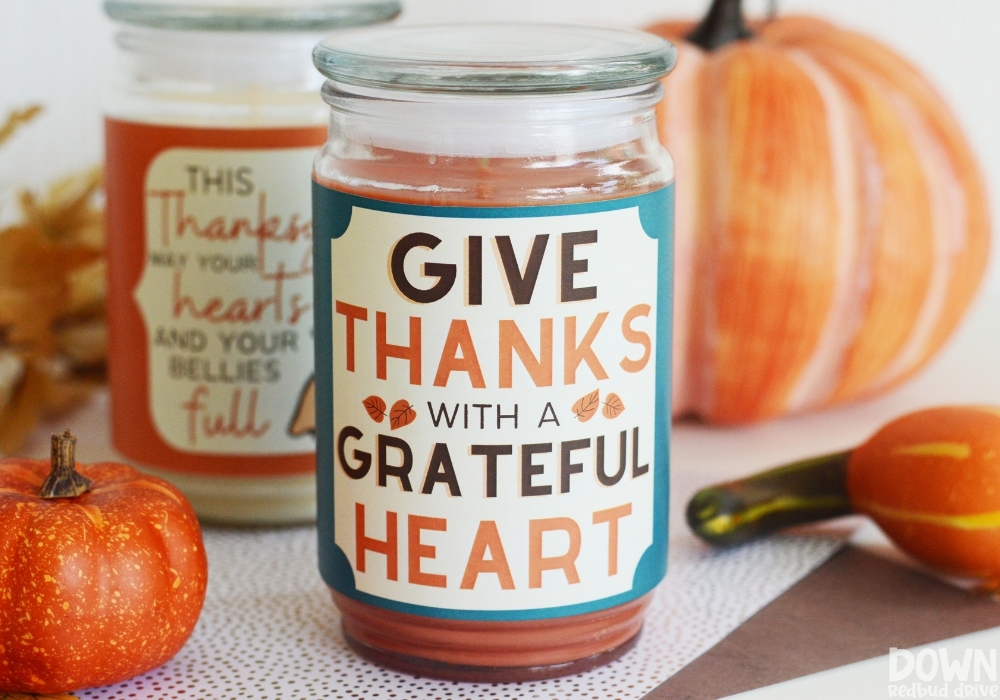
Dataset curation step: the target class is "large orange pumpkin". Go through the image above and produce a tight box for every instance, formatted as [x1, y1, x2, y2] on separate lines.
[650, 0, 990, 423]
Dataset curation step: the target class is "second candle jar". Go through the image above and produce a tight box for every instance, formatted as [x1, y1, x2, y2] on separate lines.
[312, 24, 676, 680]
[103, 0, 402, 524]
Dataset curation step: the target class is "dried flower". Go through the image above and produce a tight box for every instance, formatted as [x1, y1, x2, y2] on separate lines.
[0, 106, 106, 454]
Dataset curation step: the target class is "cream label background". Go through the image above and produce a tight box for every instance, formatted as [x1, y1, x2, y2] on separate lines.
[136, 147, 316, 455]
[330, 206, 659, 611]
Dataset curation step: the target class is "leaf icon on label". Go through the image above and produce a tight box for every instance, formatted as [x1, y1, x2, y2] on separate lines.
[572, 389, 600, 423]
[290, 378, 317, 435]
[363, 395, 387, 423]
[389, 399, 417, 430]
[602, 392, 625, 419]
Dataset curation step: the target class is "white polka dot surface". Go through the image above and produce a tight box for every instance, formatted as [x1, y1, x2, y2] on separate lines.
[71, 468, 844, 700]
[20, 393, 849, 699]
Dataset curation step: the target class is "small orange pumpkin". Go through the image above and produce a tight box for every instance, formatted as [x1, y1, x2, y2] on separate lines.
[848, 406, 1000, 580]
[650, 0, 990, 423]
[0, 432, 207, 694]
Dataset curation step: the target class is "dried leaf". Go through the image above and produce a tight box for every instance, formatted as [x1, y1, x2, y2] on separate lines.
[0, 220, 101, 289]
[572, 389, 600, 423]
[602, 392, 625, 419]
[389, 399, 417, 430]
[0, 286, 62, 354]
[42, 376, 97, 416]
[27, 166, 104, 245]
[56, 319, 107, 367]
[66, 259, 106, 315]
[0, 104, 42, 149]
[0, 112, 106, 453]
[363, 395, 387, 423]
[0, 351, 25, 413]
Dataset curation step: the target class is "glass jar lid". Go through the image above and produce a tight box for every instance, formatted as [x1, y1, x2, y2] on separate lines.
[312, 23, 677, 94]
[103, 0, 402, 32]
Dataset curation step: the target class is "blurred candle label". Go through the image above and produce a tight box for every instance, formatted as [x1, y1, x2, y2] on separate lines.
[135, 146, 317, 455]
[314, 186, 673, 617]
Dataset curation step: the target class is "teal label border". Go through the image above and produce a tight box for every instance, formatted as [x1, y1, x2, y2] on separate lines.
[313, 183, 674, 621]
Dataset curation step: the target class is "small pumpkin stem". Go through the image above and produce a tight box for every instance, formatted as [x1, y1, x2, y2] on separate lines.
[40, 430, 91, 499]
[687, 0, 753, 51]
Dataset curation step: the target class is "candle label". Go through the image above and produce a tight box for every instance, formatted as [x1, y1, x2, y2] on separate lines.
[314, 185, 673, 620]
[102, 119, 328, 475]
[134, 145, 318, 456]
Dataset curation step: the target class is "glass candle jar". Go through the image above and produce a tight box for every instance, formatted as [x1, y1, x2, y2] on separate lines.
[103, 1, 400, 524]
[312, 24, 676, 680]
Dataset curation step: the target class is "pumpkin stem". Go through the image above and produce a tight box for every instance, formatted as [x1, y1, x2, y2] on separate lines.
[687, 450, 853, 546]
[40, 430, 92, 499]
[687, 0, 753, 51]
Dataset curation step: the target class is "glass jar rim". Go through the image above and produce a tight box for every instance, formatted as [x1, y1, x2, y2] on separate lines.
[312, 23, 677, 94]
[103, 0, 402, 32]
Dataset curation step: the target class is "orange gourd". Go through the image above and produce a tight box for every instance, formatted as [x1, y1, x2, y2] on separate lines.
[849, 406, 1000, 580]
[689, 406, 1000, 582]
[650, 0, 990, 423]
[0, 432, 207, 694]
